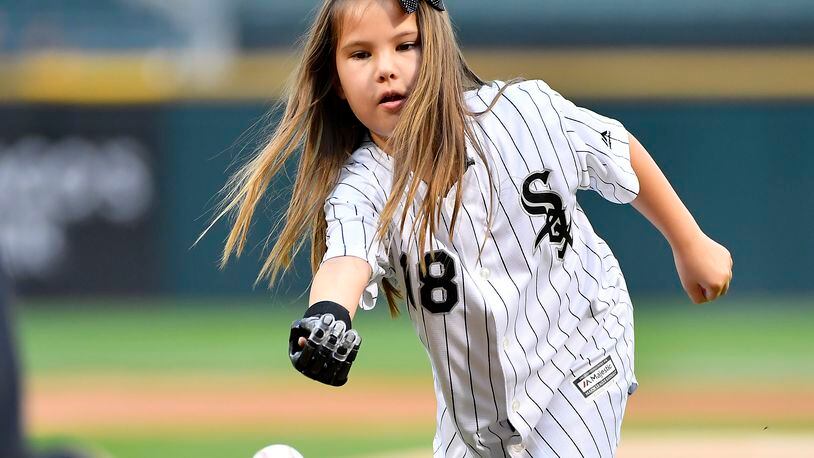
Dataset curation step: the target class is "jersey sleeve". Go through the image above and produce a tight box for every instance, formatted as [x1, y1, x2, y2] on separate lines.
[322, 163, 393, 312]
[537, 80, 640, 204]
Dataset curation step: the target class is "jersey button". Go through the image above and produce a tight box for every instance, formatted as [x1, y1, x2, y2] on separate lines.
[503, 337, 509, 350]
[511, 399, 520, 412]
[479, 267, 490, 279]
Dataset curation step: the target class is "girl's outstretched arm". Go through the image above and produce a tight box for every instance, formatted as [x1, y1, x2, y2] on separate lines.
[628, 134, 733, 304]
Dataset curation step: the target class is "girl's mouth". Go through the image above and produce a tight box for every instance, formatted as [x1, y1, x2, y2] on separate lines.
[379, 93, 406, 112]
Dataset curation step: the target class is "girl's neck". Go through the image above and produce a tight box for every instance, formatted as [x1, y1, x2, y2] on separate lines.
[370, 131, 393, 157]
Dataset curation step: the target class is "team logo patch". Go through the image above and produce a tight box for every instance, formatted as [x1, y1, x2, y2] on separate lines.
[520, 170, 573, 260]
[573, 356, 617, 400]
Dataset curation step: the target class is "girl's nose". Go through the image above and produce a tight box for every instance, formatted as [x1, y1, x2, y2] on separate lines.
[376, 53, 397, 82]
[377, 71, 396, 82]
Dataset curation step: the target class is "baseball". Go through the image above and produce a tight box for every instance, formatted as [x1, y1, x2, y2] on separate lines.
[253, 444, 304, 458]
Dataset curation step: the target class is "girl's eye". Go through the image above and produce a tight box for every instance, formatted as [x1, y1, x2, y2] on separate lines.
[351, 51, 370, 60]
[397, 42, 417, 51]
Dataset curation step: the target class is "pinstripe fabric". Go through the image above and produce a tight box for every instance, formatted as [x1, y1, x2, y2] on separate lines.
[322, 79, 640, 457]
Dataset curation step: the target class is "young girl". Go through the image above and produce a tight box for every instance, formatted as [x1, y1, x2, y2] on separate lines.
[214, 0, 733, 456]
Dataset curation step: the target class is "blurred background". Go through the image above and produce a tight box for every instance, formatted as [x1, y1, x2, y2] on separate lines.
[0, 0, 812, 457]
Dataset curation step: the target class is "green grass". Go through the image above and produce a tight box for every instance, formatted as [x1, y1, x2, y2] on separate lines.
[631, 295, 814, 382]
[34, 431, 432, 458]
[18, 295, 814, 381]
[17, 298, 431, 376]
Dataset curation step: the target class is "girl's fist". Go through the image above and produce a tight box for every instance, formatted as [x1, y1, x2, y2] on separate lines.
[673, 232, 733, 304]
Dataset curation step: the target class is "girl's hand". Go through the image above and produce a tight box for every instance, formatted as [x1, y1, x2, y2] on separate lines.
[672, 231, 733, 304]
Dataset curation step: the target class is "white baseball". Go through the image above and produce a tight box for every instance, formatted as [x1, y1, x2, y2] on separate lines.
[253, 444, 304, 458]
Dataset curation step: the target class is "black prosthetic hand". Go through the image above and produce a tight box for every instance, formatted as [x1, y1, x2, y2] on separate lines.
[288, 301, 361, 386]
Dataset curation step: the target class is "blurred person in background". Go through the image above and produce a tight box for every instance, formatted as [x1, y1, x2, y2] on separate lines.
[0, 264, 26, 458]
[0, 266, 93, 458]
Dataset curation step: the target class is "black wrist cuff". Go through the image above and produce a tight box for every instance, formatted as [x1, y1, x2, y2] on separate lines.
[304, 300, 352, 329]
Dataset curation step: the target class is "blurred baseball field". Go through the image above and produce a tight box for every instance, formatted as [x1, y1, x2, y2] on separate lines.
[20, 294, 814, 457]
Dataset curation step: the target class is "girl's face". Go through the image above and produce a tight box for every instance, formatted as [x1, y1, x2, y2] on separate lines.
[335, 0, 421, 150]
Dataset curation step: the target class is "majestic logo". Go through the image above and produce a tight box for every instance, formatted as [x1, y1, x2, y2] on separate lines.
[520, 170, 573, 260]
[573, 356, 618, 400]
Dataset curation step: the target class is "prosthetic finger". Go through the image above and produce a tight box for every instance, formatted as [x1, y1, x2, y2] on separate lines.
[310, 320, 344, 382]
[333, 329, 360, 361]
[329, 330, 362, 386]
[324, 320, 346, 351]
[308, 314, 334, 346]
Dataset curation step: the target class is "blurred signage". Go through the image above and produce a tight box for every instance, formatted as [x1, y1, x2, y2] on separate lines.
[0, 106, 160, 295]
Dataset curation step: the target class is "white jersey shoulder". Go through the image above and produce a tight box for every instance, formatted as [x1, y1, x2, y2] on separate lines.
[466, 79, 640, 205]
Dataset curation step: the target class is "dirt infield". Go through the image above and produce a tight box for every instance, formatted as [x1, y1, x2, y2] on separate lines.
[26, 374, 814, 433]
[25, 374, 814, 456]
[26, 374, 434, 435]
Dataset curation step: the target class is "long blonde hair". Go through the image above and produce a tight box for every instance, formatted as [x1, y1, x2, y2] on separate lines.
[209, 0, 514, 318]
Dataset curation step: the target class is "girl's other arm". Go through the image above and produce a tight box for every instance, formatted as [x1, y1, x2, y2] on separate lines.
[628, 133, 733, 304]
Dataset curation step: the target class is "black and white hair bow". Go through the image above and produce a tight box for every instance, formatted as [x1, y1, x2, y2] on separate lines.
[398, 0, 445, 14]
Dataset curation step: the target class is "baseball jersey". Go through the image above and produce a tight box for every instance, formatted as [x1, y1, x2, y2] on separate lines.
[321, 79, 640, 457]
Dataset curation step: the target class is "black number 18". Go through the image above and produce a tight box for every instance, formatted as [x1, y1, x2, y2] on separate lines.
[399, 249, 459, 314]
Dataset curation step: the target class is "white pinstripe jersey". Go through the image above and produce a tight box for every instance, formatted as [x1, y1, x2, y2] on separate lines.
[321, 79, 640, 457]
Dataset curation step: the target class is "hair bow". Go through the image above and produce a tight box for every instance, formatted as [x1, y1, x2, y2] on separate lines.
[398, 0, 445, 14]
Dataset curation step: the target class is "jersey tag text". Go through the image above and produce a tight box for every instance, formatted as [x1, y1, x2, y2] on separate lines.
[573, 356, 618, 400]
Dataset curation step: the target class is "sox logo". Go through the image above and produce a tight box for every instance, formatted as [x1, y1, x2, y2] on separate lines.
[520, 170, 573, 260]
